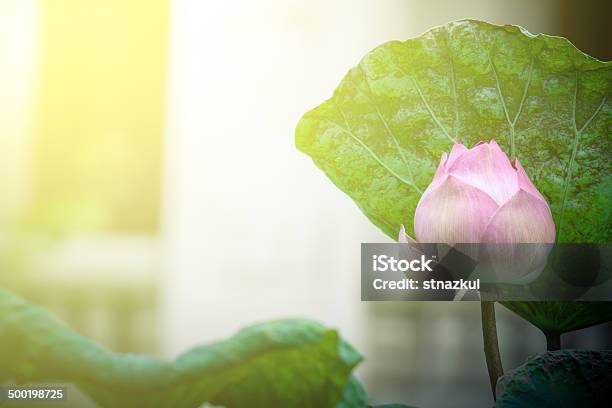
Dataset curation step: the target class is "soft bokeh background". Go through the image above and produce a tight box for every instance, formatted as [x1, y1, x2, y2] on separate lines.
[1, 0, 610, 407]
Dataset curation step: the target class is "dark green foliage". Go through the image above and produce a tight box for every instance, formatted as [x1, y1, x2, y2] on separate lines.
[496, 350, 612, 407]
[500, 301, 612, 333]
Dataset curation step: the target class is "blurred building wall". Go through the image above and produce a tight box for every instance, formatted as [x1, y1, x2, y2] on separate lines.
[160, 0, 405, 354]
[559, 0, 611, 61]
[0, 0, 169, 354]
[31, 0, 169, 235]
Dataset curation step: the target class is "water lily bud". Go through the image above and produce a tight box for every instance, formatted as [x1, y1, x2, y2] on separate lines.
[411, 140, 556, 282]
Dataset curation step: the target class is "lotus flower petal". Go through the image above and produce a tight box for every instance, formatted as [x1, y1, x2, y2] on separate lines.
[432, 152, 449, 182]
[398, 224, 425, 264]
[398, 224, 416, 243]
[448, 140, 518, 205]
[514, 158, 547, 204]
[446, 140, 468, 168]
[479, 241, 552, 283]
[414, 175, 499, 243]
[481, 190, 556, 243]
[479, 190, 555, 283]
[419, 152, 449, 202]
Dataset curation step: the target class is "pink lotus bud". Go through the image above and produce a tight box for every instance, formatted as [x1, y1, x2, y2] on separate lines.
[414, 140, 555, 244]
[410, 140, 556, 283]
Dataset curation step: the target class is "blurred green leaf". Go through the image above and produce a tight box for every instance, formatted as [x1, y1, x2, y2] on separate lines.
[335, 376, 417, 408]
[372, 405, 417, 408]
[295, 19, 611, 332]
[495, 350, 612, 407]
[0, 289, 361, 408]
[336, 376, 368, 407]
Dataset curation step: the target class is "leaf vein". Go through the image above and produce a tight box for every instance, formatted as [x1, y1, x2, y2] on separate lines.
[578, 90, 609, 134]
[332, 106, 422, 194]
[410, 75, 454, 143]
[555, 72, 610, 240]
[354, 67, 410, 167]
[513, 57, 535, 127]
[555, 72, 581, 241]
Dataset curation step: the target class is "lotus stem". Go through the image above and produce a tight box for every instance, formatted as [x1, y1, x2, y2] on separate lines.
[481, 301, 504, 399]
[544, 330, 561, 351]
